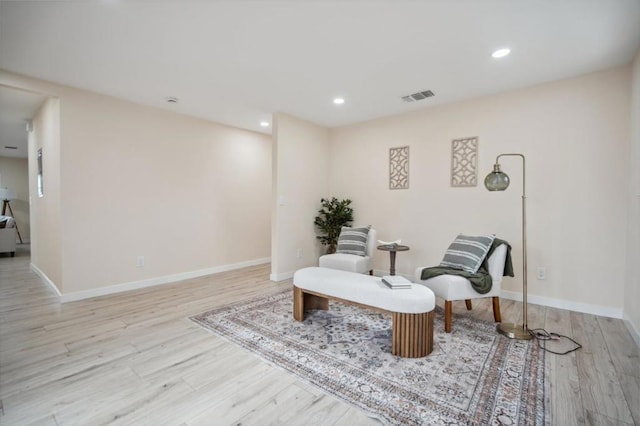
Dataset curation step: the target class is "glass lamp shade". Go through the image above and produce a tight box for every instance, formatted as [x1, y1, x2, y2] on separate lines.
[484, 165, 510, 191]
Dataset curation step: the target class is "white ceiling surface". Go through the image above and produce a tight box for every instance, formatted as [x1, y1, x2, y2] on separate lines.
[1, 1, 640, 158]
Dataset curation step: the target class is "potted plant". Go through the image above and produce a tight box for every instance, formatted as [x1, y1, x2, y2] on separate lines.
[314, 197, 354, 254]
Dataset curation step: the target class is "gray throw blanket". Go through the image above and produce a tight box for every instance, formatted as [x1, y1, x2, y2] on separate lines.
[419, 238, 514, 294]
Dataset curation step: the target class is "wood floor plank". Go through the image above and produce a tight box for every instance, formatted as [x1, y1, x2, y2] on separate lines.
[571, 312, 634, 424]
[2, 366, 142, 424]
[228, 382, 318, 426]
[24, 415, 59, 426]
[180, 346, 264, 391]
[106, 379, 201, 426]
[0, 343, 138, 399]
[545, 307, 585, 425]
[184, 366, 297, 426]
[617, 372, 640, 426]
[285, 394, 353, 426]
[597, 316, 640, 379]
[597, 316, 640, 425]
[584, 409, 635, 426]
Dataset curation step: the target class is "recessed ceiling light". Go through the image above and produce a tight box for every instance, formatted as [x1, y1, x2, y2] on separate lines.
[260, 121, 270, 127]
[333, 97, 345, 105]
[165, 96, 179, 104]
[491, 48, 511, 58]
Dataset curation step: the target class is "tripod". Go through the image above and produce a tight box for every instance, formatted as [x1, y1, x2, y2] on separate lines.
[1, 199, 24, 244]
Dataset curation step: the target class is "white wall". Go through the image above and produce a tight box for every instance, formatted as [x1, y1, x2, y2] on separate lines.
[329, 66, 631, 317]
[29, 96, 63, 291]
[1, 69, 272, 298]
[271, 113, 329, 280]
[626, 51, 640, 343]
[0, 156, 30, 242]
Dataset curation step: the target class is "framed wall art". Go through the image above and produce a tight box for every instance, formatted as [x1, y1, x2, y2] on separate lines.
[451, 137, 478, 187]
[389, 146, 409, 190]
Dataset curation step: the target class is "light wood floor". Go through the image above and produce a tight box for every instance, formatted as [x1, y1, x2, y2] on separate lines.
[1, 247, 638, 425]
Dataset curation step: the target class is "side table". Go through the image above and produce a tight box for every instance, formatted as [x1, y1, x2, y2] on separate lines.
[377, 244, 410, 276]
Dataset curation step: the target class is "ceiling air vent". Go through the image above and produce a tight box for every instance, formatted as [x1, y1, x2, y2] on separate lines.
[401, 90, 435, 103]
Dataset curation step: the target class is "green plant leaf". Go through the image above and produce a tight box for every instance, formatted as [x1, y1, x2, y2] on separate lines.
[313, 197, 354, 251]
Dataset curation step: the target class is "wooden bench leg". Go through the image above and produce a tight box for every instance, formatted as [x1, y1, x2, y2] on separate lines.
[392, 311, 434, 358]
[293, 286, 304, 321]
[444, 300, 452, 333]
[293, 287, 328, 322]
[492, 296, 502, 323]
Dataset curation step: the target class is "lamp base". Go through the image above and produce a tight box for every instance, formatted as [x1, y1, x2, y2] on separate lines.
[496, 323, 533, 340]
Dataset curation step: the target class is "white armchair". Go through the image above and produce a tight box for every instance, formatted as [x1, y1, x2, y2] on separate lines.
[414, 243, 508, 333]
[0, 228, 17, 257]
[319, 228, 376, 275]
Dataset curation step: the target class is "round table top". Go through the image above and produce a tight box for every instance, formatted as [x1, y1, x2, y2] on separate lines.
[377, 244, 410, 252]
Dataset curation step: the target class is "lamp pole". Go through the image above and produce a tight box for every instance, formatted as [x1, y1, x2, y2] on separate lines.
[485, 153, 532, 340]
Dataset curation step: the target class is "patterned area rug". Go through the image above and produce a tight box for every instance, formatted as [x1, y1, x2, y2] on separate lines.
[191, 289, 546, 425]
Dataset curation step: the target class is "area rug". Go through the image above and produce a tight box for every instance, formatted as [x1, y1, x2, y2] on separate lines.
[190, 289, 547, 425]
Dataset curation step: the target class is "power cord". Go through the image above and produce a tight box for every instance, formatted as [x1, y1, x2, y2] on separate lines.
[528, 328, 582, 355]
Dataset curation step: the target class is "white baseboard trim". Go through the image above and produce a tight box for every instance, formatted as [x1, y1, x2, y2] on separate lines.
[59, 257, 271, 303]
[500, 290, 624, 319]
[30, 263, 62, 298]
[366, 271, 626, 319]
[270, 271, 294, 282]
[622, 313, 640, 348]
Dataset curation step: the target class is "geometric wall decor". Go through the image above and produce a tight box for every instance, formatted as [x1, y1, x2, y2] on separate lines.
[451, 137, 478, 187]
[389, 146, 410, 190]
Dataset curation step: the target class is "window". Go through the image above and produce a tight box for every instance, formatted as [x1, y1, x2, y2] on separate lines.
[37, 148, 43, 197]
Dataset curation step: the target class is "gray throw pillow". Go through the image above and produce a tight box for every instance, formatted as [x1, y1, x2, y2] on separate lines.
[440, 234, 495, 273]
[336, 226, 370, 256]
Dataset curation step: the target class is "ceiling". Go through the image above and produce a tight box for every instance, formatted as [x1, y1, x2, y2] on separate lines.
[1, 1, 640, 159]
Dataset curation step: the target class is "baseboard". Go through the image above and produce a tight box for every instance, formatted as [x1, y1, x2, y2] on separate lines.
[59, 257, 271, 303]
[500, 289, 624, 319]
[622, 313, 640, 348]
[374, 271, 626, 319]
[270, 271, 294, 282]
[30, 263, 62, 298]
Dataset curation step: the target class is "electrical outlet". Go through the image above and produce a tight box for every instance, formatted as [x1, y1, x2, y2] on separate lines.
[136, 256, 145, 267]
[296, 248, 303, 259]
[536, 267, 546, 280]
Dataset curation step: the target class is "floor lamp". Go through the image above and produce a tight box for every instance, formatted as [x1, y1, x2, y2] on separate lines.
[484, 154, 533, 340]
[0, 188, 24, 244]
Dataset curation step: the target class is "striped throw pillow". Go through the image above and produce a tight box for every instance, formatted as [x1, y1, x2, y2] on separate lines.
[440, 234, 495, 273]
[336, 226, 370, 256]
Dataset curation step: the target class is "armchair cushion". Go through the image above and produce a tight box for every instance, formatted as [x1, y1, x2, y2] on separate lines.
[0, 228, 17, 254]
[421, 241, 512, 294]
[318, 253, 373, 274]
[336, 226, 370, 256]
[319, 228, 376, 274]
[440, 234, 495, 273]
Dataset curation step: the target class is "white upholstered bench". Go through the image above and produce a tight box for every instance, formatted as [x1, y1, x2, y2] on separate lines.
[293, 267, 436, 358]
